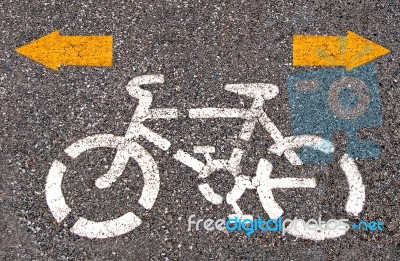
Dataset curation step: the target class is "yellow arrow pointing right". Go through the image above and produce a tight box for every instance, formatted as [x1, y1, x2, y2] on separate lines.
[344, 31, 390, 70]
[293, 31, 390, 70]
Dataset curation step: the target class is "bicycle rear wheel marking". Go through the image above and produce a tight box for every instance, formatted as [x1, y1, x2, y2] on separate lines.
[340, 154, 365, 216]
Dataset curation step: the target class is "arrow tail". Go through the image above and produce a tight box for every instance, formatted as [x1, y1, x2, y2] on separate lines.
[293, 35, 344, 66]
[60, 36, 113, 67]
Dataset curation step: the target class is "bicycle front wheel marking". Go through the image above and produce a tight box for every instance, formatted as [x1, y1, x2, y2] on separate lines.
[70, 213, 142, 239]
[46, 160, 71, 222]
[45, 134, 160, 239]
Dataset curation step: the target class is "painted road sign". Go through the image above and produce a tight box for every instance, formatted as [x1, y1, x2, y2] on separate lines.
[16, 30, 113, 71]
[293, 31, 390, 70]
[2, 2, 398, 260]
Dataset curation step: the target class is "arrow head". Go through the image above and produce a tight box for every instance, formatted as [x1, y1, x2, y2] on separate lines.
[16, 30, 61, 71]
[344, 31, 390, 70]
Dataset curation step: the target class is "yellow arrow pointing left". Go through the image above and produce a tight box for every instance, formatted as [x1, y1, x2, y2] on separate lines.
[16, 30, 113, 71]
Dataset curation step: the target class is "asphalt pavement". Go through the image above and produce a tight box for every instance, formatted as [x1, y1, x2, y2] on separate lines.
[1, 0, 399, 260]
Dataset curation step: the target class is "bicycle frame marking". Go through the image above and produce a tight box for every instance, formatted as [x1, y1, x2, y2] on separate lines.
[173, 81, 365, 241]
[188, 82, 303, 166]
[174, 82, 319, 219]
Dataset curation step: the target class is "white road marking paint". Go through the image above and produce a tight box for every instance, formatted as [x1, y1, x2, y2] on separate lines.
[173, 150, 205, 173]
[47, 133, 161, 238]
[257, 112, 302, 165]
[65, 134, 124, 159]
[175, 146, 252, 218]
[124, 74, 177, 150]
[126, 122, 171, 150]
[225, 83, 301, 165]
[228, 149, 245, 174]
[46, 75, 183, 239]
[286, 222, 348, 241]
[194, 148, 243, 179]
[70, 212, 142, 239]
[225, 83, 279, 100]
[45, 75, 367, 241]
[46, 160, 71, 222]
[266, 178, 317, 188]
[226, 175, 254, 216]
[198, 184, 223, 205]
[189, 83, 302, 165]
[67, 134, 160, 209]
[268, 135, 334, 155]
[340, 154, 365, 216]
[95, 148, 130, 189]
[266, 136, 365, 240]
[238, 119, 257, 141]
[253, 158, 316, 219]
[126, 74, 164, 120]
[125, 75, 178, 121]
[189, 108, 251, 119]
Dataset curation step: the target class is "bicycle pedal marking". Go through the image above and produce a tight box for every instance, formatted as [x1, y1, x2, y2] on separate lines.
[198, 184, 223, 205]
[286, 64, 382, 163]
[45, 74, 367, 240]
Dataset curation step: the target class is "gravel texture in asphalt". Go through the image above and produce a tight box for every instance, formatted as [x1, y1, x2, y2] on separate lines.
[1, 0, 399, 260]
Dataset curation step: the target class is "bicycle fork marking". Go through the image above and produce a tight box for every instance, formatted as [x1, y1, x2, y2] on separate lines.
[46, 75, 178, 239]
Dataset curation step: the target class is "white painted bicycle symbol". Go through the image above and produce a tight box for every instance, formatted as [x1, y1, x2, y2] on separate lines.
[46, 75, 365, 240]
